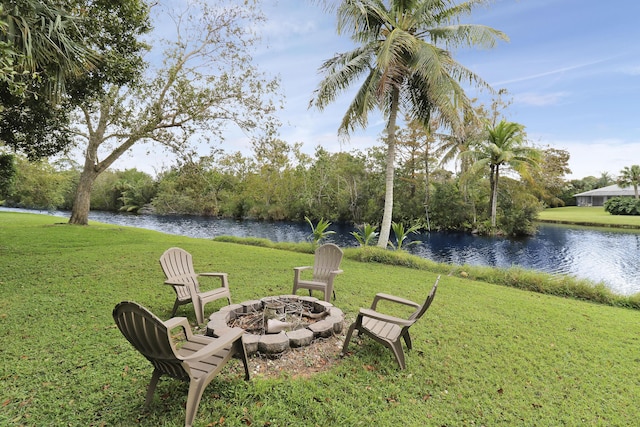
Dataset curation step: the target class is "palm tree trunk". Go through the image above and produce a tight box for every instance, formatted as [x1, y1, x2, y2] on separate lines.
[424, 148, 431, 232]
[491, 164, 499, 228]
[377, 87, 400, 248]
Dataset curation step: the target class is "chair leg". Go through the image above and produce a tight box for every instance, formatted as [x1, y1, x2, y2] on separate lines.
[193, 297, 204, 325]
[171, 299, 180, 317]
[341, 318, 361, 356]
[234, 339, 250, 381]
[390, 341, 406, 370]
[144, 369, 162, 408]
[185, 378, 207, 427]
[402, 331, 412, 351]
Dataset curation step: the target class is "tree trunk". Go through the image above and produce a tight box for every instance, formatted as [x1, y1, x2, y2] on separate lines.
[69, 164, 99, 225]
[423, 140, 431, 231]
[377, 88, 400, 248]
[68, 115, 111, 225]
[490, 164, 499, 228]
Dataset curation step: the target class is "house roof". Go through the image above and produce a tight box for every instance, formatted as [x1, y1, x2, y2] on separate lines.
[574, 184, 636, 197]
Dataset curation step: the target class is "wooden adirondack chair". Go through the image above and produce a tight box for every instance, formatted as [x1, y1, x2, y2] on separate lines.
[113, 301, 249, 427]
[292, 243, 343, 302]
[160, 247, 231, 324]
[341, 275, 439, 369]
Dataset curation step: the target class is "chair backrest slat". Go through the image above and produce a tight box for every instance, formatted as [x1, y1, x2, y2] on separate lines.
[313, 243, 343, 281]
[113, 301, 188, 379]
[160, 247, 200, 299]
[408, 276, 439, 322]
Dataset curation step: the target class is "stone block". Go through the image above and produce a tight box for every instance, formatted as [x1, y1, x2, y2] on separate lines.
[308, 320, 333, 338]
[326, 315, 344, 333]
[208, 311, 229, 323]
[240, 300, 262, 313]
[242, 334, 261, 356]
[286, 328, 314, 347]
[257, 332, 289, 354]
[312, 300, 332, 312]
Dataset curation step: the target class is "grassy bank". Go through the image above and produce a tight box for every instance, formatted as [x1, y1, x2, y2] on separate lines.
[215, 235, 640, 309]
[538, 206, 640, 228]
[2, 212, 640, 426]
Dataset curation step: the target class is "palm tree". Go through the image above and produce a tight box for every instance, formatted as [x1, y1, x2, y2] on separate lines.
[310, 0, 507, 247]
[0, 0, 99, 100]
[597, 171, 614, 188]
[462, 119, 540, 228]
[617, 165, 640, 199]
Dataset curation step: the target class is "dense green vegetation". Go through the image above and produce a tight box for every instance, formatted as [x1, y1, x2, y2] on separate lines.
[309, 0, 507, 247]
[2, 212, 640, 426]
[0, 0, 150, 158]
[604, 197, 640, 216]
[0, 138, 560, 237]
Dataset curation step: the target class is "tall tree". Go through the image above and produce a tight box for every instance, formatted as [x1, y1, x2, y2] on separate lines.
[462, 119, 540, 228]
[310, 0, 507, 247]
[395, 117, 439, 226]
[617, 165, 640, 199]
[528, 147, 571, 207]
[0, 0, 150, 158]
[68, 0, 280, 225]
[597, 171, 614, 188]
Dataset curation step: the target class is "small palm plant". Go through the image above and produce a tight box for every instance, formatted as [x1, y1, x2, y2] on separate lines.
[305, 216, 335, 247]
[388, 222, 421, 251]
[351, 223, 379, 247]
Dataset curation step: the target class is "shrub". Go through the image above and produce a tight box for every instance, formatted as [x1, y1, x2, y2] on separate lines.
[604, 197, 640, 215]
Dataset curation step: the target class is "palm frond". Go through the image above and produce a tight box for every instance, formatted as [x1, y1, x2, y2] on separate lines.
[432, 0, 492, 23]
[337, 0, 388, 42]
[430, 24, 509, 48]
[310, 45, 374, 111]
[339, 67, 381, 135]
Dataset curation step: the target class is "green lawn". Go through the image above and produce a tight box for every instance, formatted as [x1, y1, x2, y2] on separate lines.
[539, 206, 640, 228]
[2, 212, 640, 426]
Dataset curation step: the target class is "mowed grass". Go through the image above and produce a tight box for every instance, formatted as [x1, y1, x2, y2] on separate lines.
[1, 212, 640, 426]
[539, 206, 640, 228]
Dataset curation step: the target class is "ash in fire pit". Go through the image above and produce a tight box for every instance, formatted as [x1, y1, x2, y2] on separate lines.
[206, 295, 344, 356]
[230, 297, 328, 334]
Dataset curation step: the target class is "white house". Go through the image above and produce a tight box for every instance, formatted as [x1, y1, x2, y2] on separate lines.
[574, 184, 637, 207]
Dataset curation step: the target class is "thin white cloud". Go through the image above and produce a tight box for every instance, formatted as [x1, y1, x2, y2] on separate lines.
[493, 58, 610, 86]
[515, 91, 569, 107]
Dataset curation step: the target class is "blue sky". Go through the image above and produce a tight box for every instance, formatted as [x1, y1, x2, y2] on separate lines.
[121, 0, 640, 180]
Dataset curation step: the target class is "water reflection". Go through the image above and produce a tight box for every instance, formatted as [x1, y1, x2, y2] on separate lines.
[3, 207, 640, 295]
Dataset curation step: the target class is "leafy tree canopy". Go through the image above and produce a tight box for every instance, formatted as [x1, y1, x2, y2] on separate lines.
[0, 0, 151, 159]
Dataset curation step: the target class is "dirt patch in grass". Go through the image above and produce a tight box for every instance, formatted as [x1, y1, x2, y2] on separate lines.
[246, 332, 347, 379]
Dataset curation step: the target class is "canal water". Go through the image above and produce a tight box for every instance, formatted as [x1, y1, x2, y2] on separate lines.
[4, 207, 640, 296]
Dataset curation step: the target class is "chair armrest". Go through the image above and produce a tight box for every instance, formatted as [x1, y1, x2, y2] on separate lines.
[163, 316, 194, 339]
[330, 269, 343, 275]
[198, 272, 229, 288]
[371, 293, 420, 310]
[358, 308, 414, 327]
[294, 266, 312, 281]
[179, 327, 245, 362]
[198, 272, 228, 278]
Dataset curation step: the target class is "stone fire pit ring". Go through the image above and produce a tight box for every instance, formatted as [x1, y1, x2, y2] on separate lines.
[206, 295, 344, 356]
